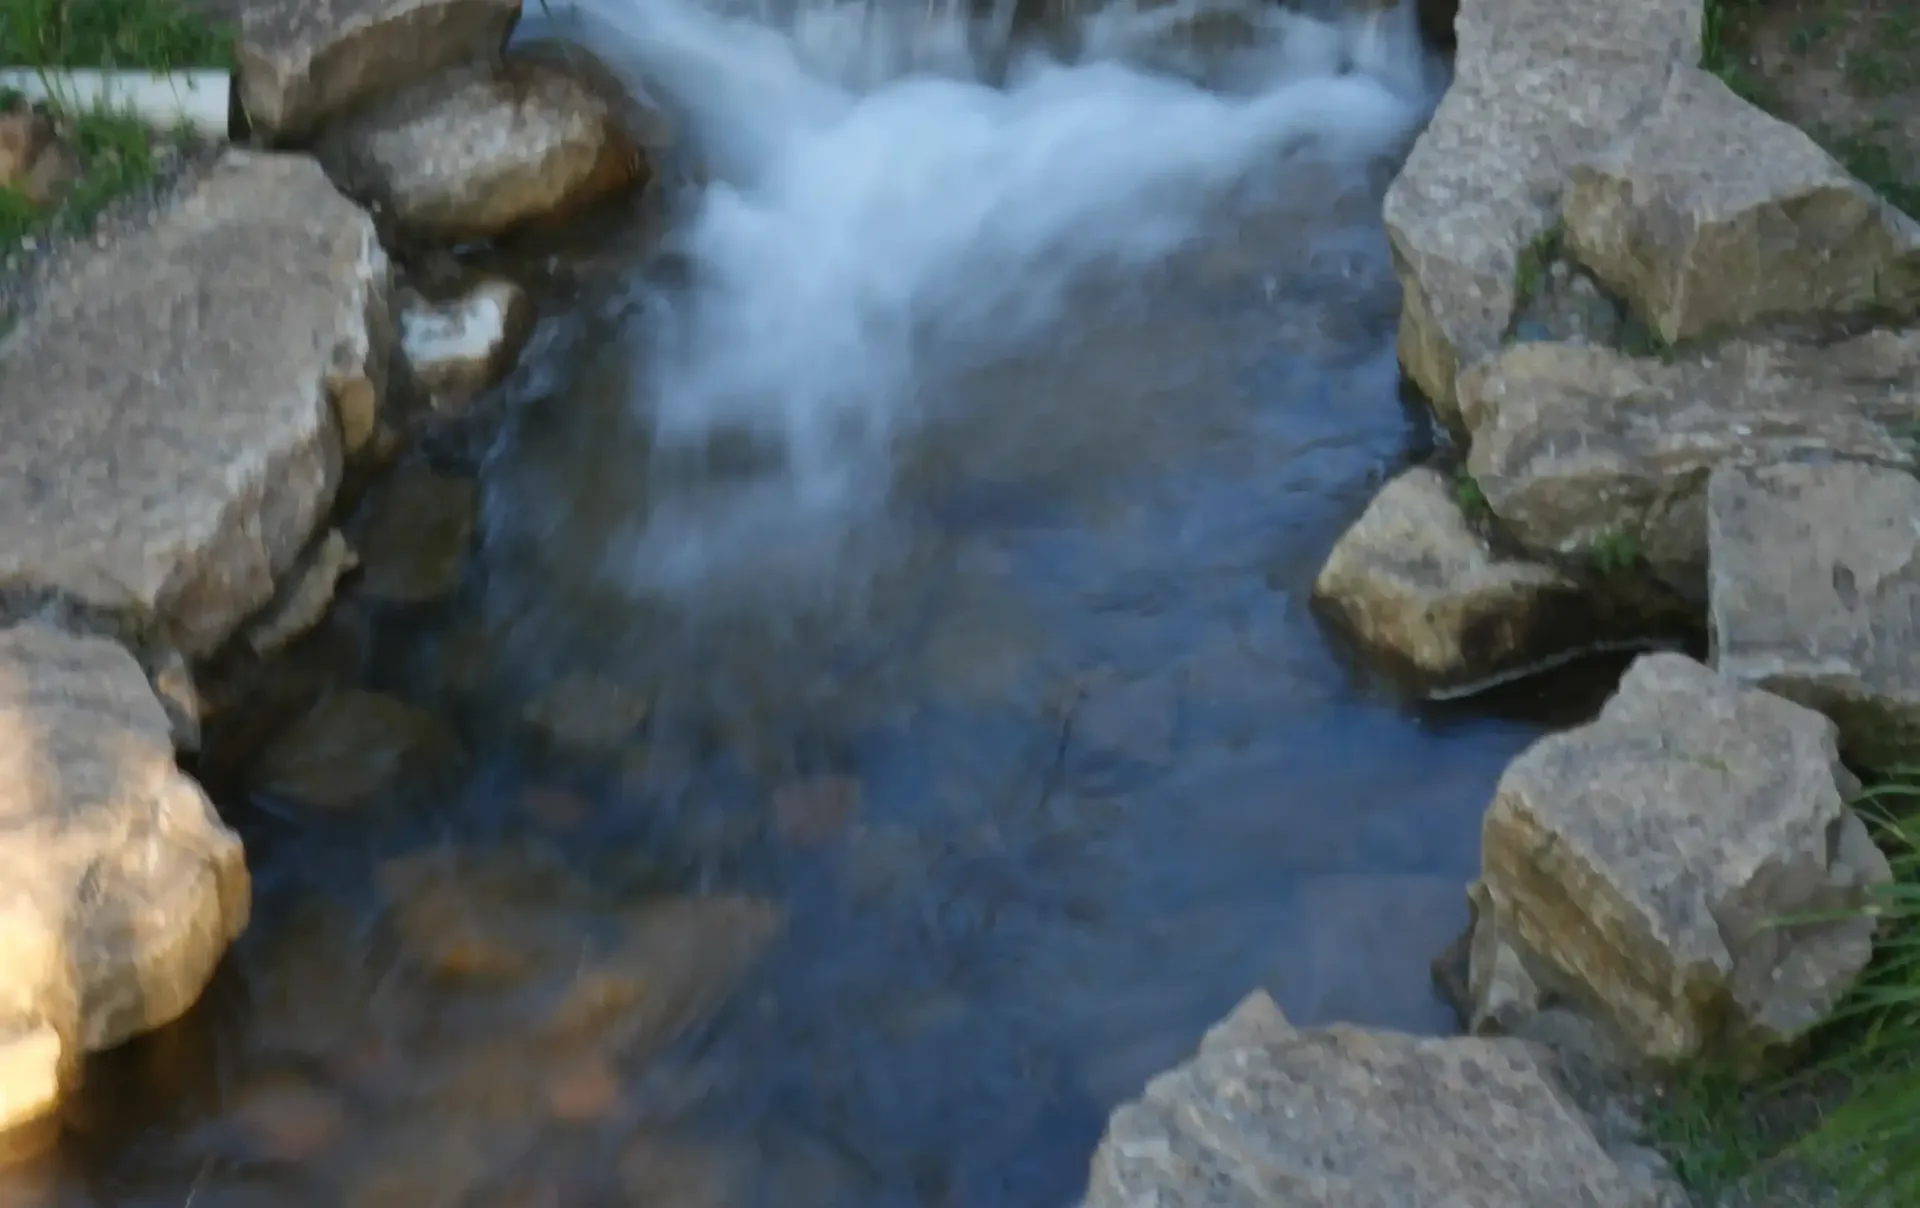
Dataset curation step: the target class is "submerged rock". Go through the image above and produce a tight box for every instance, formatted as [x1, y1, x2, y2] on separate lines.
[397, 277, 535, 410]
[1082, 991, 1684, 1207]
[1710, 460, 1920, 771]
[520, 671, 652, 756]
[1470, 653, 1887, 1066]
[1311, 465, 1607, 694]
[1382, 0, 1701, 417]
[244, 529, 361, 655]
[249, 689, 464, 812]
[318, 54, 649, 245]
[0, 626, 250, 1126]
[0, 152, 391, 657]
[237, 0, 524, 141]
[1460, 334, 1919, 602]
[352, 466, 480, 605]
[1564, 66, 1920, 345]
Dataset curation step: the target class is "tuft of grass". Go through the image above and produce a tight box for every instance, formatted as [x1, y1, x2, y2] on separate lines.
[0, 106, 156, 251]
[1643, 1067, 1780, 1195]
[1586, 528, 1640, 576]
[0, 0, 233, 71]
[1511, 224, 1562, 310]
[1452, 466, 1488, 518]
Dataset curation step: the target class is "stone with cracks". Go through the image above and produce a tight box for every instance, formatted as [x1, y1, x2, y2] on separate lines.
[1474, 652, 1888, 1065]
[0, 152, 392, 660]
[1311, 465, 1601, 694]
[1082, 990, 1685, 1208]
[0, 625, 249, 1087]
[1563, 66, 1920, 345]
[237, 0, 523, 141]
[1460, 334, 1920, 602]
[1710, 460, 1920, 771]
[1382, 0, 1700, 421]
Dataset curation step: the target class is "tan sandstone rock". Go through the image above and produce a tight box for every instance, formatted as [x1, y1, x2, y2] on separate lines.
[318, 55, 648, 245]
[0, 152, 392, 659]
[1564, 66, 1920, 345]
[1710, 460, 1920, 771]
[0, 625, 249, 1066]
[237, 0, 523, 141]
[1473, 652, 1888, 1065]
[397, 277, 535, 410]
[1460, 334, 1920, 602]
[1312, 465, 1609, 694]
[1082, 990, 1684, 1208]
[1382, 0, 1701, 419]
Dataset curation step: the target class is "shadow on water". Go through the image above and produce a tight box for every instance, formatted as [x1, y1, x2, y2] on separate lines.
[4, 3, 1633, 1206]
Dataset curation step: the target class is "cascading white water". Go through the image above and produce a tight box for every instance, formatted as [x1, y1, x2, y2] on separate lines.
[543, 0, 1442, 595]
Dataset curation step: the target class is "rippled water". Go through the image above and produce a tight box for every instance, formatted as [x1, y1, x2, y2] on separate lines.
[4, 3, 1628, 1206]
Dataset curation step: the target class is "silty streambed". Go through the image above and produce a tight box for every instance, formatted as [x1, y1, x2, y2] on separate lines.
[6, 3, 1627, 1205]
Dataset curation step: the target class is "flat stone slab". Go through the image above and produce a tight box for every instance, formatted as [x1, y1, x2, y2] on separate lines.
[1460, 333, 1920, 601]
[0, 152, 391, 659]
[1382, 0, 1701, 418]
[1475, 652, 1887, 1064]
[0, 624, 249, 1064]
[1564, 65, 1920, 345]
[1710, 460, 1920, 770]
[237, 0, 523, 141]
[1082, 991, 1684, 1208]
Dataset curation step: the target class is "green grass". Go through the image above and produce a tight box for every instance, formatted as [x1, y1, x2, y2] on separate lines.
[1452, 467, 1488, 518]
[0, 0, 232, 70]
[1585, 528, 1640, 576]
[0, 106, 157, 251]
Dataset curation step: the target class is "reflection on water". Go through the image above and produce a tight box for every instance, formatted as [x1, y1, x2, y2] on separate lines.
[0, 3, 1623, 1207]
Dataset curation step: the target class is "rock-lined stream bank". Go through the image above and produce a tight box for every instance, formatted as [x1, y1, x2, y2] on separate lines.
[0, 0, 1911, 1203]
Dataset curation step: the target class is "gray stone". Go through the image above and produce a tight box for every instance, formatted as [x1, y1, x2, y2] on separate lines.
[1082, 991, 1685, 1208]
[1564, 66, 1920, 345]
[1312, 465, 1606, 694]
[237, 0, 522, 141]
[1475, 652, 1888, 1065]
[0, 152, 392, 658]
[318, 55, 648, 245]
[1460, 335, 1920, 602]
[1382, 0, 1701, 419]
[1710, 460, 1920, 771]
[397, 277, 535, 411]
[0, 625, 249, 1070]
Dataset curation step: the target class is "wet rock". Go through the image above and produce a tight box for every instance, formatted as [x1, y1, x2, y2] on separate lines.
[0, 626, 250, 1072]
[1082, 991, 1684, 1207]
[1460, 335, 1920, 602]
[0, 1024, 64, 1164]
[244, 529, 360, 655]
[398, 277, 535, 410]
[1382, 0, 1700, 418]
[318, 54, 649, 245]
[1471, 652, 1888, 1065]
[237, 0, 523, 141]
[543, 1056, 621, 1122]
[0, 152, 391, 657]
[1312, 465, 1603, 693]
[771, 775, 860, 845]
[1710, 460, 1920, 771]
[249, 689, 464, 811]
[229, 1072, 349, 1162]
[1564, 67, 1920, 345]
[521, 671, 650, 755]
[353, 466, 479, 605]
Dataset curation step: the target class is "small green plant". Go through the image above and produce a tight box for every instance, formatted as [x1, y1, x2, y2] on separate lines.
[1512, 225, 1562, 309]
[1452, 467, 1488, 518]
[1587, 528, 1641, 576]
[1643, 1067, 1778, 1195]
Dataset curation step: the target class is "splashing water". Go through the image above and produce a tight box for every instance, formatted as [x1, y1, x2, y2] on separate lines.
[547, 0, 1441, 595]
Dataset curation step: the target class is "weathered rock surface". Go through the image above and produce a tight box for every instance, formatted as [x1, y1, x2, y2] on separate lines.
[248, 689, 463, 811]
[1382, 0, 1701, 418]
[1313, 465, 1605, 693]
[244, 529, 360, 655]
[0, 625, 249, 1072]
[0, 152, 391, 658]
[1471, 653, 1888, 1065]
[1564, 66, 1920, 345]
[318, 55, 648, 245]
[1710, 460, 1920, 771]
[237, 0, 523, 141]
[1082, 991, 1684, 1208]
[1460, 334, 1920, 601]
[397, 277, 534, 410]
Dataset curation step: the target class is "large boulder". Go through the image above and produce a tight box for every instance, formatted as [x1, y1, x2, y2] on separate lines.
[1469, 652, 1888, 1066]
[0, 624, 249, 1145]
[1382, 0, 1701, 420]
[1563, 66, 1920, 345]
[1710, 460, 1920, 771]
[0, 152, 391, 659]
[1082, 991, 1684, 1208]
[317, 54, 650, 245]
[237, 0, 523, 142]
[1312, 465, 1614, 695]
[1459, 334, 1920, 602]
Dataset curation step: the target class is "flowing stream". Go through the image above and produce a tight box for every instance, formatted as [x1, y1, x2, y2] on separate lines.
[10, 3, 1631, 1205]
